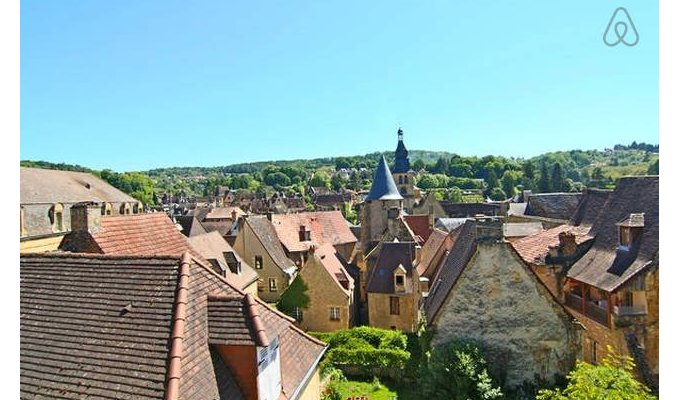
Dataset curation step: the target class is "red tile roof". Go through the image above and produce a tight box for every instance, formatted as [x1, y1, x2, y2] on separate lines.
[403, 215, 432, 244]
[416, 228, 450, 278]
[188, 231, 258, 291]
[510, 225, 592, 266]
[95, 213, 191, 256]
[271, 211, 357, 253]
[312, 243, 354, 296]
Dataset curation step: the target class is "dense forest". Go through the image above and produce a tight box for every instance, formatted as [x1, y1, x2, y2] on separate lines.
[21, 141, 658, 206]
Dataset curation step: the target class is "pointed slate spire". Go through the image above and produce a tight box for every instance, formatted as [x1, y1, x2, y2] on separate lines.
[366, 156, 403, 201]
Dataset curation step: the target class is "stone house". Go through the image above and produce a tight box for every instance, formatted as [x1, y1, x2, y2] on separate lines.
[424, 217, 582, 390]
[366, 241, 421, 333]
[294, 244, 355, 332]
[233, 216, 298, 303]
[20, 252, 326, 400]
[561, 176, 659, 390]
[20, 167, 141, 253]
[189, 231, 260, 297]
[270, 211, 358, 267]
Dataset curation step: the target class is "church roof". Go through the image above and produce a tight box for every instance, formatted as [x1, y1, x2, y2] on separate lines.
[366, 156, 403, 201]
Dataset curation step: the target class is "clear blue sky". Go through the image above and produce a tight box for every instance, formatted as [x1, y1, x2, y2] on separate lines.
[20, 1, 658, 172]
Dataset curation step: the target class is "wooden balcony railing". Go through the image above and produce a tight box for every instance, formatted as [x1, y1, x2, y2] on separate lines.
[585, 301, 609, 326]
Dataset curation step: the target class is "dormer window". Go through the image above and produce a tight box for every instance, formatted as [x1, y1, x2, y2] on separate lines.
[48, 203, 64, 232]
[617, 213, 644, 250]
[120, 202, 131, 215]
[394, 264, 407, 293]
[299, 225, 311, 242]
[102, 202, 113, 216]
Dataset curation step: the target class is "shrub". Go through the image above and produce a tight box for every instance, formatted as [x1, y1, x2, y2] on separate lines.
[420, 339, 503, 400]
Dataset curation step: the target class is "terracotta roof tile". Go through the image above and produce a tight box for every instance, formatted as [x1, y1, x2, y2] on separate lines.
[403, 215, 432, 244]
[312, 243, 354, 295]
[416, 228, 451, 278]
[511, 225, 591, 266]
[271, 211, 357, 253]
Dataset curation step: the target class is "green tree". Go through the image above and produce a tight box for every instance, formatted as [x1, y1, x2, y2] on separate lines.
[421, 339, 503, 400]
[309, 172, 330, 188]
[551, 162, 565, 192]
[501, 170, 521, 198]
[537, 347, 656, 400]
[277, 276, 310, 320]
[264, 172, 291, 187]
[446, 187, 464, 202]
[330, 174, 345, 191]
[647, 159, 659, 175]
[485, 169, 499, 189]
[412, 158, 426, 171]
[488, 187, 507, 201]
[334, 157, 352, 170]
[538, 162, 551, 193]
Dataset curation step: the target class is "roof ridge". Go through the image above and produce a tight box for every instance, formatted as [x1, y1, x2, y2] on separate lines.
[20, 252, 182, 261]
[164, 252, 192, 400]
[244, 294, 269, 347]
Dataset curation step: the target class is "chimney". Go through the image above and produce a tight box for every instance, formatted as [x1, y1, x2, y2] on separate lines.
[558, 231, 577, 257]
[266, 211, 272, 221]
[231, 209, 237, 221]
[70, 202, 103, 233]
[474, 216, 503, 242]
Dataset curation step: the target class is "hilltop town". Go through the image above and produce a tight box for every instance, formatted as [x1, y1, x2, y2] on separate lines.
[20, 130, 659, 399]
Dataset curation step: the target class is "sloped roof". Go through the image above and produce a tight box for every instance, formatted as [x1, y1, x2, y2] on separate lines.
[366, 156, 403, 201]
[205, 207, 246, 220]
[366, 241, 417, 293]
[271, 211, 357, 253]
[502, 222, 544, 239]
[511, 225, 592, 266]
[20, 252, 326, 400]
[20, 167, 138, 204]
[567, 176, 659, 291]
[434, 218, 468, 232]
[312, 243, 354, 296]
[176, 215, 208, 238]
[188, 231, 259, 291]
[440, 202, 500, 218]
[525, 193, 583, 221]
[570, 188, 613, 227]
[403, 215, 432, 244]
[61, 213, 192, 257]
[415, 228, 449, 278]
[424, 220, 478, 324]
[507, 202, 528, 216]
[246, 216, 297, 272]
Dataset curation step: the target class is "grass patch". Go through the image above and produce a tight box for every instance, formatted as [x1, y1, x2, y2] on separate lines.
[333, 378, 421, 400]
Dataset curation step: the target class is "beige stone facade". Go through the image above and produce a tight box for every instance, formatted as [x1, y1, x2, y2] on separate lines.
[367, 291, 419, 333]
[297, 253, 354, 332]
[431, 242, 582, 389]
[232, 220, 294, 303]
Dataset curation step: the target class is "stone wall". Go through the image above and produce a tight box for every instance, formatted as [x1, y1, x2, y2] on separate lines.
[298, 256, 352, 332]
[431, 242, 582, 389]
[233, 222, 291, 303]
[368, 291, 418, 333]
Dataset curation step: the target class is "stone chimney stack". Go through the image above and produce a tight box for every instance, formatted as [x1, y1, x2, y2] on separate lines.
[231, 209, 237, 221]
[558, 231, 577, 257]
[70, 202, 103, 234]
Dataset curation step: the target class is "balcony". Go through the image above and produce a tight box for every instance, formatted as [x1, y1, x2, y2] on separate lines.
[564, 292, 609, 327]
[614, 305, 647, 317]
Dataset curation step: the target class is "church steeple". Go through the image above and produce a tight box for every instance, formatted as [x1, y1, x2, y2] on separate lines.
[393, 128, 411, 174]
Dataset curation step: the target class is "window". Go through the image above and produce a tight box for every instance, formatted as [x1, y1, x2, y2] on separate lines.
[255, 256, 263, 269]
[49, 203, 64, 232]
[102, 202, 112, 216]
[120, 203, 131, 215]
[619, 227, 632, 248]
[398, 175, 403, 184]
[389, 296, 400, 315]
[395, 275, 405, 287]
[269, 278, 278, 292]
[293, 307, 304, 322]
[591, 341, 598, 363]
[329, 307, 341, 320]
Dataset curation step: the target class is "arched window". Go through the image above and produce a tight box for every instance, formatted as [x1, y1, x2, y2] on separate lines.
[49, 203, 64, 232]
[120, 202, 131, 215]
[133, 203, 142, 214]
[102, 202, 113, 216]
[398, 176, 403, 184]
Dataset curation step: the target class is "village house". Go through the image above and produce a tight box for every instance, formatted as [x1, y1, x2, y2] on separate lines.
[20, 252, 326, 400]
[232, 215, 298, 303]
[188, 231, 260, 296]
[561, 176, 659, 391]
[311, 190, 354, 212]
[293, 243, 355, 332]
[20, 167, 142, 253]
[270, 210, 358, 267]
[424, 217, 582, 390]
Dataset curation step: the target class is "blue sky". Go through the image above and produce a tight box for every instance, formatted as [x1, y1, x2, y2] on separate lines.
[20, 1, 659, 172]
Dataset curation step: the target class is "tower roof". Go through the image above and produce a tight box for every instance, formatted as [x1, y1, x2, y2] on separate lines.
[366, 156, 403, 201]
[394, 128, 411, 173]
